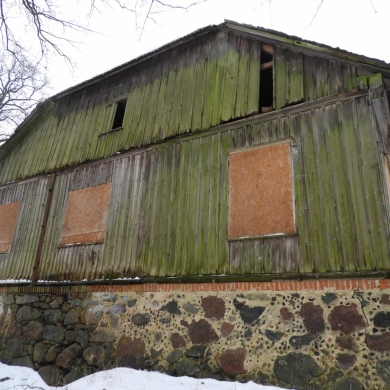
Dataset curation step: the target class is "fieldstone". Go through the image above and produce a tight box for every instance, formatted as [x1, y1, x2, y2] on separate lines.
[188, 319, 219, 344]
[183, 302, 199, 314]
[23, 321, 43, 340]
[83, 345, 105, 367]
[335, 377, 364, 390]
[86, 306, 103, 325]
[328, 304, 367, 334]
[33, 342, 46, 364]
[100, 293, 116, 302]
[12, 357, 34, 370]
[38, 365, 62, 386]
[257, 371, 270, 385]
[166, 349, 183, 364]
[6, 321, 17, 338]
[336, 354, 356, 370]
[289, 333, 317, 347]
[160, 316, 171, 324]
[82, 299, 99, 307]
[49, 300, 59, 309]
[273, 353, 322, 388]
[43, 309, 62, 325]
[151, 348, 163, 359]
[3, 295, 14, 305]
[63, 368, 84, 384]
[185, 345, 207, 358]
[298, 302, 325, 333]
[245, 293, 270, 301]
[265, 329, 284, 342]
[17, 306, 41, 322]
[280, 307, 294, 320]
[90, 328, 115, 343]
[216, 348, 247, 377]
[71, 299, 82, 307]
[42, 325, 64, 343]
[64, 308, 79, 325]
[171, 333, 186, 348]
[106, 304, 126, 315]
[327, 370, 344, 382]
[373, 311, 390, 328]
[366, 332, 390, 352]
[175, 358, 200, 377]
[201, 296, 225, 320]
[161, 300, 182, 315]
[57, 343, 82, 368]
[15, 295, 39, 305]
[336, 336, 355, 350]
[381, 295, 390, 305]
[377, 359, 390, 385]
[233, 299, 265, 324]
[109, 314, 119, 328]
[76, 330, 89, 349]
[321, 293, 338, 304]
[131, 313, 150, 327]
[127, 299, 137, 307]
[221, 322, 234, 337]
[46, 345, 60, 363]
[116, 336, 145, 369]
[65, 330, 78, 342]
[5, 339, 23, 359]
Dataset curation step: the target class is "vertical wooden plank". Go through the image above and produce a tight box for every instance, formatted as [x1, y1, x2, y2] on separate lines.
[329, 62, 344, 95]
[181, 44, 198, 134]
[191, 37, 208, 131]
[234, 36, 250, 118]
[303, 55, 316, 102]
[315, 58, 330, 99]
[142, 58, 164, 145]
[288, 51, 303, 104]
[211, 31, 229, 127]
[274, 47, 288, 109]
[201, 33, 217, 130]
[150, 55, 170, 142]
[221, 33, 239, 122]
[247, 40, 260, 114]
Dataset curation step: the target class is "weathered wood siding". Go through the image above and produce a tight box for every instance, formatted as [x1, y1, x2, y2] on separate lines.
[0, 176, 51, 280]
[0, 31, 261, 185]
[31, 91, 390, 281]
[0, 35, 364, 186]
[274, 48, 358, 109]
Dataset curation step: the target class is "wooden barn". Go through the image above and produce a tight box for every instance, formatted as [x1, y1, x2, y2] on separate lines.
[1, 21, 390, 388]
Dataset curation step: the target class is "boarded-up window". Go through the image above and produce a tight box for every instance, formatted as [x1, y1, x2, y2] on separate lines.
[60, 183, 111, 246]
[228, 141, 295, 239]
[0, 202, 21, 253]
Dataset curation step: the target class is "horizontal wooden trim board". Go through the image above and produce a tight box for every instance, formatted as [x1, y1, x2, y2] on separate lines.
[1, 279, 390, 297]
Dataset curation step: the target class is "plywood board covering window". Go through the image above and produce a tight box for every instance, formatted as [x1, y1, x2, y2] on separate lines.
[228, 141, 295, 239]
[60, 183, 111, 246]
[0, 201, 21, 253]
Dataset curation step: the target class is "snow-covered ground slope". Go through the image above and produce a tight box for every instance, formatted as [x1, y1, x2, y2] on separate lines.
[0, 363, 286, 390]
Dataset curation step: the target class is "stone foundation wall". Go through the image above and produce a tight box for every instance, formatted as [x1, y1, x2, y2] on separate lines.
[1, 281, 390, 389]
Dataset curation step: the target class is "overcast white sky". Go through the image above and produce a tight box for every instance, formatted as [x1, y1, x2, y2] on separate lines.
[45, 0, 390, 95]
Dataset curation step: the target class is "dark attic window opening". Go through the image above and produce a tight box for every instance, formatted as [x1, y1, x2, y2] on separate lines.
[112, 98, 127, 130]
[260, 44, 274, 113]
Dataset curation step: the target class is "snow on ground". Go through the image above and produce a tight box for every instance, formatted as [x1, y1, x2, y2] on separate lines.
[0, 363, 286, 390]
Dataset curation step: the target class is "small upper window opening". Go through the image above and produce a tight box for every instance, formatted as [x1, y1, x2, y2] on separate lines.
[112, 98, 127, 130]
[260, 44, 274, 113]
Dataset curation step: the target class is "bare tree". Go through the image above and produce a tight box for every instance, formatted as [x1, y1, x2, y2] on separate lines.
[0, 48, 47, 143]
